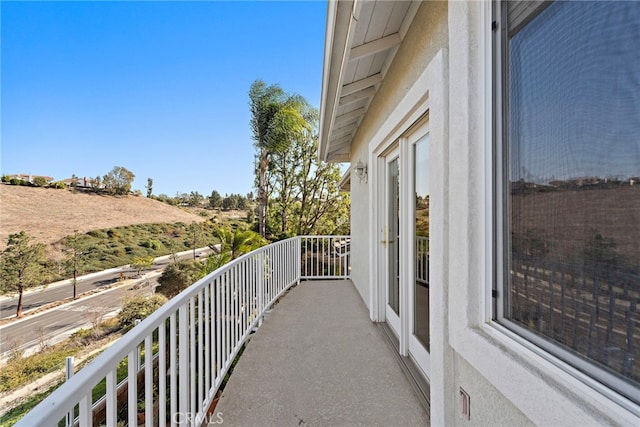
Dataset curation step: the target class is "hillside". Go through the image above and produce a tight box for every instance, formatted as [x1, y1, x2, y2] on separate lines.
[0, 185, 205, 250]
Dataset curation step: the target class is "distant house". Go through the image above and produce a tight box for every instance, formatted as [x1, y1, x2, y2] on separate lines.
[5, 174, 54, 184]
[61, 177, 80, 187]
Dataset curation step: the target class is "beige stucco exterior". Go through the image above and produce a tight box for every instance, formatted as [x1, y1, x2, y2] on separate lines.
[324, 1, 640, 425]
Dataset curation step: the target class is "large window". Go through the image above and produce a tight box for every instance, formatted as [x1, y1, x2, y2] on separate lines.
[496, 0, 640, 404]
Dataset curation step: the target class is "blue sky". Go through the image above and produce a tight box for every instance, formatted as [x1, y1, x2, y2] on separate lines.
[1, 0, 327, 197]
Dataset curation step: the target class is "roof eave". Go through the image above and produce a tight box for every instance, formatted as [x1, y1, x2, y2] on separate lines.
[319, 0, 358, 163]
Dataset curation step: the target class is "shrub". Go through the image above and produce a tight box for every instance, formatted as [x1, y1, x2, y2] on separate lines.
[9, 178, 28, 186]
[140, 238, 162, 250]
[1, 174, 10, 183]
[51, 181, 66, 189]
[118, 293, 168, 330]
[156, 261, 203, 298]
[88, 230, 108, 239]
[0, 345, 77, 392]
[32, 176, 48, 187]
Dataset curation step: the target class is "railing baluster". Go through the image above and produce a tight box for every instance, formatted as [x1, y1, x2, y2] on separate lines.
[190, 297, 196, 420]
[170, 313, 177, 427]
[240, 263, 246, 339]
[178, 305, 188, 424]
[258, 252, 264, 326]
[204, 283, 211, 401]
[128, 350, 137, 427]
[79, 395, 91, 427]
[159, 319, 167, 426]
[216, 276, 221, 387]
[145, 334, 153, 427]
[198, 290, 204, 414]
[222, 272, 228, 370]
[234, 265, 239, 356]
[106, 369, 116, 427]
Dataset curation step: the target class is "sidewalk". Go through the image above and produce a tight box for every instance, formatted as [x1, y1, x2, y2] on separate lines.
[0, 246, 213, 305]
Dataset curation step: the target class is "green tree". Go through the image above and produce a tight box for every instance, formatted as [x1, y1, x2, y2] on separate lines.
[131, 256, 154, 277]
[200, 252, 232, 277]
[252, 86, 350, 238]
[103, 166, 135, 195]
[187, 222, 203, 260]
[222, 194, 237, 211]
[32, 176, 48, 187]
[146, 178, 153, 198]
[156, 193, 178, 206]
[188, 191, 204, 207]
[249, 80, 288, 237]
[265, 97, 314, 235]
[215, 225, 266, 260]
[237, 195, 248, 210]
[209, 190, 222, 209]
[65, 231, 85, 300]
[0, 232, 48, 317]
[91, 175, 102, 190]
[156, 261, 202, 299]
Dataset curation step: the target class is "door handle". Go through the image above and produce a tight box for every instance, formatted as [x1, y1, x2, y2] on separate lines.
[381, 228, 394, 247]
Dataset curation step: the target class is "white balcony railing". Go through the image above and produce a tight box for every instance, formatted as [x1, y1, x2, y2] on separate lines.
[17, 235, 350, 427]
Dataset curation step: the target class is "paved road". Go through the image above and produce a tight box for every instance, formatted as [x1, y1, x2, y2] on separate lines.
[0, 275, 158, 356]
[0, 247, 214, 358]
[0, 248, 211, 320]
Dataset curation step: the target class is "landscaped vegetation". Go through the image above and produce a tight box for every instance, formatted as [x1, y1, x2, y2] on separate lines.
[0, 293, 168, 426]
[0, 80, 352, 424]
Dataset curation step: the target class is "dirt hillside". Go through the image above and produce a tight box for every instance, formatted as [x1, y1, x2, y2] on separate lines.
[0, 185, 205, 250]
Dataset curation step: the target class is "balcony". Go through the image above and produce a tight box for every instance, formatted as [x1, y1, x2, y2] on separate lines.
[17, 236, 428, 426]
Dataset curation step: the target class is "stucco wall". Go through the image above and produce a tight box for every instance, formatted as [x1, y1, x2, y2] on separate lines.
[349, 136, 371, 306]
[453, 354, 533, 427]
[345, 0, 637, 425]
[446, 1, 637, 426]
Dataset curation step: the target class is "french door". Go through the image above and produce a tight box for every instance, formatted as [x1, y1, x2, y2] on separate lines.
[379, 118, 430, 379]
[384, 149, 401, 335]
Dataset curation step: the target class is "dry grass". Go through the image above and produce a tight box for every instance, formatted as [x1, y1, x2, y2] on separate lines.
[0, 185, 205, 250]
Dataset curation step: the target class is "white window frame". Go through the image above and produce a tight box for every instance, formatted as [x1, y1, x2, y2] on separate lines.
[493, 0, 639, 408]
[447, 1, 639, 424]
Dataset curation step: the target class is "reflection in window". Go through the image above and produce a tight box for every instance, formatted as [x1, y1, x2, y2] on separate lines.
[414, 135, 429, 350]
[500, 1, 640, 402]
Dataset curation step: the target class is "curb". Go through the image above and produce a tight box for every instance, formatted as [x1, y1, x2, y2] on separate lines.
[0, 247, 213, 304]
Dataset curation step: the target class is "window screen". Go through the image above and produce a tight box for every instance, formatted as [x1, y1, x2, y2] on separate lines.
[498, 0, 640, 403]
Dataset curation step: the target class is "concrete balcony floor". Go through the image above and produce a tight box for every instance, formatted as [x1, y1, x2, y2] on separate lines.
[214, 280, 429, 426]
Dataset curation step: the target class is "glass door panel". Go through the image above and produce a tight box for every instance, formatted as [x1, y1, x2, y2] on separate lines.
[413, 135, 430, 351]
[384, 150, 401, 336]
[388, 157, 400, 316]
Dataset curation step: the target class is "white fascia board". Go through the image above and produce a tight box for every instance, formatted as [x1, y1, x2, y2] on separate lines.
[319, 0, 361, 163]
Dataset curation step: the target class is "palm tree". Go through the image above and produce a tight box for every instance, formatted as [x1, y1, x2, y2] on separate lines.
[249, 80, 286, 237]
[215, 226, 266, 260]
